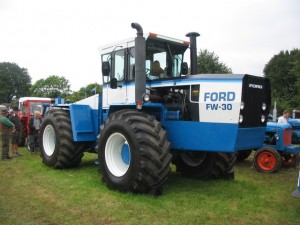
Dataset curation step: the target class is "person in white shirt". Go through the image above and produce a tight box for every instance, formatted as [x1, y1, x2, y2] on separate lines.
[278, 110, 290, 123]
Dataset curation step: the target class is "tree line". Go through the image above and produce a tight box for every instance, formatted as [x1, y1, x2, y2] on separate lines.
[1, 48, 299, 113]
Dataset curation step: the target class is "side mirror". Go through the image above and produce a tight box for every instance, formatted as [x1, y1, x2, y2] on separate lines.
[110, 78, 118, 89]
[181, 62, 189, 75]
[102, 61, 111, 76]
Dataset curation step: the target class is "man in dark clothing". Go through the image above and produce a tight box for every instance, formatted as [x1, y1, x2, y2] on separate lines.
[0, 109, 15, 160]
[28, 111, 42, 153]
[9, 106, 22, 157]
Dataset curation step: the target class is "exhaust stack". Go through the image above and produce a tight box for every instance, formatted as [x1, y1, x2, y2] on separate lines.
[186, 32, 200, 75]
[131, 22, 146, 108]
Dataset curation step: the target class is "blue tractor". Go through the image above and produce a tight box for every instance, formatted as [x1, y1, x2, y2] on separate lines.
[39, 23, 271, 195]
[288, 116, 300, 144]
[237, 122, 300, 173]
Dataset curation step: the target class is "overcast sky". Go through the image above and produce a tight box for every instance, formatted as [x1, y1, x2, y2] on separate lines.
[0, 0, 299, 91]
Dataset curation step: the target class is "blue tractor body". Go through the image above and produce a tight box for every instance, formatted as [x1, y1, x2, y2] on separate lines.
[265, 122, 300, 154]
[39, 23, 271, 195]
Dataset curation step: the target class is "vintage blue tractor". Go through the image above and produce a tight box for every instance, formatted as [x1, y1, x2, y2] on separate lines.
[288, 119, 300, 144]
[38, 23, 271, 195]
[237, 122, 300, 173]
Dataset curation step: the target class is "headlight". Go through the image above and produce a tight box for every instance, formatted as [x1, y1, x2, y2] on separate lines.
[261, 115, 265, 123]
[240, 101, 245, 110]
[275, 133, 279, 140]
[143, 93, 150, 102]
[239, 115, 243, 123]
[262, 102, 267, 111]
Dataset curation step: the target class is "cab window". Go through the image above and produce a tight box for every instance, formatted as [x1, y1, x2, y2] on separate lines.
[114, 50, 125, 81]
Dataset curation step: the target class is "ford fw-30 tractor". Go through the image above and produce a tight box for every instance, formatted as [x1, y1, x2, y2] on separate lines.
[39, 23, 271, 195]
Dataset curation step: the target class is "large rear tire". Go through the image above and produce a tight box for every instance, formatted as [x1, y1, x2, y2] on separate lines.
[39, 109, 85, 169]
[98, 110, 172, 195]
[174, 151, 235, 179]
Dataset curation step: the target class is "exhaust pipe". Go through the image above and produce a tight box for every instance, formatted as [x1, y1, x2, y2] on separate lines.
[186, 32, 200, 75]
[131, 22, 146, 108]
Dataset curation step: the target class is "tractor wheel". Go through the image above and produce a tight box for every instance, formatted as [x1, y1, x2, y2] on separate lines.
[212, 153, 236, 179]
[253, 147, 281, 173]
[39, 109, 85, 169]
[236, 150, 252, 161]
[281, 154, 298, 168]
[173, 151, 216, 179]
[98, 110, 172, 195]
[174, 151, 235, 179]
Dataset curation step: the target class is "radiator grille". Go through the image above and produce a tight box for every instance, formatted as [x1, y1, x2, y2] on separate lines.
[239, 75, 271, 127]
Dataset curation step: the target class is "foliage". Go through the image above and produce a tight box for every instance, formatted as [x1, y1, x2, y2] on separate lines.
[65, 83, 103, 102]
[264, 49, 300, 112]
[0, 149, 299, 225]
[30, 75, 71, 98]
[197, 49, 232, 74]
[0, 62, 31, 104]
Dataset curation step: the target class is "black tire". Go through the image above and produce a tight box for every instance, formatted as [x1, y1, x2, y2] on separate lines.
[236, 150, 252, 161]
[39, 109, 85, 169]
[174, 151, 235, 179]
[212, 153, 236, 179]
[98, 109, 172, 195]
[253, 147, 281, 173]
[173, 151, 216, 179]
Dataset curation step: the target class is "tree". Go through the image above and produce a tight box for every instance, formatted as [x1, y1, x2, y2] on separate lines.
[0, 62, 31, 104]
[264, 49, 300, 111]
[30, 75, 71, 98]
[65, 83, 103, 102]
[197, 49, 232, 74]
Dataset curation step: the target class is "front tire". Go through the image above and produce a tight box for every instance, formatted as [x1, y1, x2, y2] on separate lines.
[98, 110, 172, 195]
[253, 147, 281, 173]
[39, 109, 85, 169]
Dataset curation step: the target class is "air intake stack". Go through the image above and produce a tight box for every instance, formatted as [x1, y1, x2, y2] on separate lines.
[186, 32, 200, 75]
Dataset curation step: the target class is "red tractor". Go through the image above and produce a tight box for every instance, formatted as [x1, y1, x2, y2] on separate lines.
[18, 97, 52, 146]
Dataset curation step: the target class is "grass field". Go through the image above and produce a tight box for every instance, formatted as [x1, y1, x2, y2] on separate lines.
[0, 147, 299, 225]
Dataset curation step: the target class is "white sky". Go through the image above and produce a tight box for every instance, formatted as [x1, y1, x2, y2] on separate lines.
[0, 0, 299, 91]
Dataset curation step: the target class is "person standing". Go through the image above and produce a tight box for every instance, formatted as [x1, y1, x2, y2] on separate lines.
[0, 109, 15, 160]
[9, 106, 22, 157]
[28, 111, 42, 153]
[278, 110, 290, 123]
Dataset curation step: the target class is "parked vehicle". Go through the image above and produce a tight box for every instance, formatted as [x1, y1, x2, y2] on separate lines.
[39, 23, 271, 195]
[237, 122, 300, 173]
[18, 97, 52, 146]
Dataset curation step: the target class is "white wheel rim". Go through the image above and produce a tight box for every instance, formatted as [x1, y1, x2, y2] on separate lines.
[43, 124, 56, 156]
[105, 132, 131, 177]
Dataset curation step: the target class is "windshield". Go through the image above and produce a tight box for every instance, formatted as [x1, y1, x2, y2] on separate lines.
[145, 38, 188, 80]
[101, 37, 189, 84]
[29, 102, 44, 115]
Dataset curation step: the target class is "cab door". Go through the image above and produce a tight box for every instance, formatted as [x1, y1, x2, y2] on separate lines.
[106, 49, 128, 105]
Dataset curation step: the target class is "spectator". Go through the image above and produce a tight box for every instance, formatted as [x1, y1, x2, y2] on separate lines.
[9, 106, 22, 157]
[278, 110, 290, 123]
[0, 109, 15, 160]
[28, 111, 42, 153]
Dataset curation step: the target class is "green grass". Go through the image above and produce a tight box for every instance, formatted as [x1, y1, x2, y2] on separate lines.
[0, 148, 299, 225]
